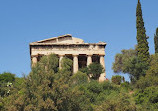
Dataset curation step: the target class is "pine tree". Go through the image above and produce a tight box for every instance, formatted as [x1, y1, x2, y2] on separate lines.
[136, 0, 150, 75]
[154, 28, 158, 53]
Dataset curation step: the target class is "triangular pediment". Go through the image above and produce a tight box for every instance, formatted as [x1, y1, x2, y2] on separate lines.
[33, 34, 84, 44]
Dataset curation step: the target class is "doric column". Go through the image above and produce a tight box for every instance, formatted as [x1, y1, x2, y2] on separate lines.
[32, 56, 37, 67]
[73, 55, 78, 74]
[99, 55, 106, 82]
[100, 55, 105, 68]
[87, 55, 92, 66]
[59, 55, 64, 69]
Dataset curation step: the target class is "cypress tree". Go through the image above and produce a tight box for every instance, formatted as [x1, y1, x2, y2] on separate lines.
[154, 28, 158, 53]
[136, 0, 150, 76]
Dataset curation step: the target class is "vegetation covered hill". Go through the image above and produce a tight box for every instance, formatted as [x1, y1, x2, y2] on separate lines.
[0, 54, 136, 111]
[0, 53, 158, 111]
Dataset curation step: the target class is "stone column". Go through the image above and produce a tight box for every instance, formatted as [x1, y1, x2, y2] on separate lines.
[59, 55, 64, 69]
[87, 55, 92, 66]
[99, 55, 106, 82]
[32, 56, 37, 67]
[100, 55, 105, 68]
[73, 55, 78, 74]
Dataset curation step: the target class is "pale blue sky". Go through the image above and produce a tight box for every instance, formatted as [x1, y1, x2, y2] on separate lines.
[0, 0, 158, 80]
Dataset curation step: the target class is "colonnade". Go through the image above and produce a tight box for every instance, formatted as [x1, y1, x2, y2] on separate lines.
[57, 54, 100, 74]
[32, 54, 105, 74]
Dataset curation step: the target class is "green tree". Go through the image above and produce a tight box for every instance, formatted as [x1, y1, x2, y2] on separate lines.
[111, 75, 123, 85]
[136, 0, 150, 75]
[135, 76, 158, 90]
[87, 63, 104, 80]
[112, 48, 141, 82]
[134, 86, 158, 110]
[0, 72, 15, 97]
[136, 54, 158, 89]
[4, 54, 92, 111]
[61, 57, 73, 73]
[154, 28, 158, 53]
[146, 54, 158, 77]
[95, 93, 137, 111]
[112, 48, 137, 74]
[0, 72, 15, 83]
[70, 71, 88, 86]
[4, 54, 59, 110]
[112, 1, 150, 81]
[134, 54, 158, 110]
[80, 63, 104, 80]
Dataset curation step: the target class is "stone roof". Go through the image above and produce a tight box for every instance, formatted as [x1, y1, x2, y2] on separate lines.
[30, 34, 106, 45]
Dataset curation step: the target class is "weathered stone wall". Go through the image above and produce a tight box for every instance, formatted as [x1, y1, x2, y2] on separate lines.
[31, 44, 105, 56]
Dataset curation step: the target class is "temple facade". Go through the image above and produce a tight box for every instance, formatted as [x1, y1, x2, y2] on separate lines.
[29, 34, 106, 81]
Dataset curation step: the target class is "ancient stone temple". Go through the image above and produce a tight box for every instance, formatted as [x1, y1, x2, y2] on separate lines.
[29, 34, 106, 81]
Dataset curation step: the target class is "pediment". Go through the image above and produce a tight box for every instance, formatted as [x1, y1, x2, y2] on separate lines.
[33, 34, 84, 44]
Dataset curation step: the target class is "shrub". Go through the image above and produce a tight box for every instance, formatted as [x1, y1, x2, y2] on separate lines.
[70, 71, 88, 86]
[134, 86, 158, 110]
[111, 75, 123, 85]
[135, 76, 158, 89]
[120, 81, 132, 91]
[94, 93, 137, 111]
[0, 72, 15, 83]
[146, 54, 158, 77]
[87, 63, 104, 80]
[79, 67, 88, 74]
[87, 81, 103, 94]
[61, 57, 73, 72]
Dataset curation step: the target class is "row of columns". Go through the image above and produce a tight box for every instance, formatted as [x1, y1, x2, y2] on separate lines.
[58, 54, 105, 74]
[32, 54, 105, 75]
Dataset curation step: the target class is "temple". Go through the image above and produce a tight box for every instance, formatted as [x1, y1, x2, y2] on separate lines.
[29, 34, 106, 81]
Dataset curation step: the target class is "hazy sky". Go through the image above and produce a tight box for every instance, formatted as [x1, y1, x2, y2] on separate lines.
[0, 0, 158, 80]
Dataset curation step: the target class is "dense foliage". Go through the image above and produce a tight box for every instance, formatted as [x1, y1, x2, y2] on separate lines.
[113, 0, 151, 82]
[112, 48, 139, 81]
[0, 54, 137, 111]
[112, 1, 158, 110]
[0, 72, 15, 83]
[80, 62, 104, 80]
[133, 54, 158, 110]
[111, 75, 124, 85]
[0, 72, 15, 97]
[154, 28, 158, 54]
[136, 0, 150, 77]
[1, 52, 158, 110]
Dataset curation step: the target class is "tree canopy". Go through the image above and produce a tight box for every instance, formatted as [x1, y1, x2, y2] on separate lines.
[136, 0, 150, 76]
[0, 72, 15, 83]
[154, 28, 158, 54]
